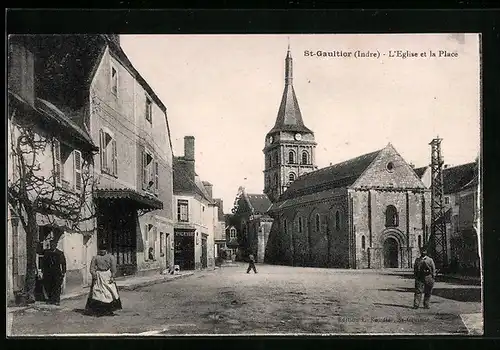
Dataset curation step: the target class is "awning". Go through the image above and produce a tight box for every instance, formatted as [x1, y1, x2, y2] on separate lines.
[95, 188, 163, 210]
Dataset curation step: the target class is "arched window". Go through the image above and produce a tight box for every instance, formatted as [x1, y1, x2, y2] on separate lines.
[275, 153, 279, 165]
[315, 213, 321, 232]
[283, 219, 287, 235]
[298, 217, 303, 233]
[289, 172, 296, 183]
[302, 151, 309, 165]
[418, 235, 422, 249]
[361, 235, 366, 250]
[335, 210, 341, 231]
[274, 173, 279, 186]
[288, 150, 295, 164]
[385, 205, 399, 227]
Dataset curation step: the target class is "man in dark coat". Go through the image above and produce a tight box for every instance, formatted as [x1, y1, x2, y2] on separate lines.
[413, 247, 436, 309]
[41, 239, 67, 305]
[246, 254, 257, 274]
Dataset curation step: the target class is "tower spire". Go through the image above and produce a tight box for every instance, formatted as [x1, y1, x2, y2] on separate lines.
[285, 41, 293, 85]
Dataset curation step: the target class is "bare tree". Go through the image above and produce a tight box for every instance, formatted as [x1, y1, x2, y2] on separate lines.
[8, 109, 97, 304]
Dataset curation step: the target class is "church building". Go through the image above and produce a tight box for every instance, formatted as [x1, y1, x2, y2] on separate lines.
[264, 46, 432, 269]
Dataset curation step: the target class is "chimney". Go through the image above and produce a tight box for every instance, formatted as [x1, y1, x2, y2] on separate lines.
[202, 181, 213, 199]
[8, 37, 35, 106]
[107, 34, 120, 47]
[184, 136, 195, 161]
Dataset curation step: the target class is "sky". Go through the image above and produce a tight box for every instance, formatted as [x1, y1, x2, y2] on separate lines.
[120, 34, 481, 214]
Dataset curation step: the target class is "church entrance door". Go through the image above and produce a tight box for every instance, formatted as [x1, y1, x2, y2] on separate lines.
[383, 237, 399, 268]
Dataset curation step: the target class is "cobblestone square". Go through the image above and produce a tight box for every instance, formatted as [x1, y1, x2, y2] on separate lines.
[9, 264, 482, 336]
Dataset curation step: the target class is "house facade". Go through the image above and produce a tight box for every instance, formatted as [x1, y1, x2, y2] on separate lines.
[230, 187, 273, 263]
[213, 199, 228, 259]
[415, 162, 480, 274]
[8, 35, 99, 301]
[173, 136, 216, 270]
[89, 35, 175, 277]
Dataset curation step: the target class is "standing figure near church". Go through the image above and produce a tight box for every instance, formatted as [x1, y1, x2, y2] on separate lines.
[246, 254, 258, 274]
[413, 247, 436, 309]
[41, 239, 67, 305]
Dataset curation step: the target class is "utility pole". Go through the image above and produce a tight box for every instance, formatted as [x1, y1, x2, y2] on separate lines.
[429, 137, 448, 270]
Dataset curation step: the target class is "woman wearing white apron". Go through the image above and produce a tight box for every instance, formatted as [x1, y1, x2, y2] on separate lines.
[85, 244, 122, 316]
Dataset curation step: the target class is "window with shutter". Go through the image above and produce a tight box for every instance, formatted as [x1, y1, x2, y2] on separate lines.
[152, 227, 157, 256]
[99, 129, 108, 172]
[73, 150, 82, 192]
[145, 97, 152, 124]
[142, 150, 148, 188]
[155, 161, 159, 192]
[111, 66, 118, 96]
[53, 139, 61, 185]
[149, 158, 155, 185]
[112, 139, 117, 176]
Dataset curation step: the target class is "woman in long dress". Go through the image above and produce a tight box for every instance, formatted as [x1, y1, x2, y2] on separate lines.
[85, 244, 122, 316]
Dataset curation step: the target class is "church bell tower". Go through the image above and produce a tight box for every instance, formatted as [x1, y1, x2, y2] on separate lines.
[263, 44, 317, 202]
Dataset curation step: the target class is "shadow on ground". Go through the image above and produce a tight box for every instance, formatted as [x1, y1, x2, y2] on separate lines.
[373, 302, 415, 309]
[384, 272, 481, 286]
[377, 287, 481, 302]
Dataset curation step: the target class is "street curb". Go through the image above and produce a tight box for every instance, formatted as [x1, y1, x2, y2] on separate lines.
[118, 272, 195, 291]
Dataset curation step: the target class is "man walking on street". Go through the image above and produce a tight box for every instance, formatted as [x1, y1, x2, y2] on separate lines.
[246, 254, 257, 274]
[41, 239, 67, 305]
[413, 247, 435, 309]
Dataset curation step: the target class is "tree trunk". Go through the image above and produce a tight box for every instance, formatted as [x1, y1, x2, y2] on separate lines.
[22, 204, 39, 304]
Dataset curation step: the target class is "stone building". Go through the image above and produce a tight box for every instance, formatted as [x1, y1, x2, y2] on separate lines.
[266, 144, 432, 269]
[173, 136, 216, 270]
[230, 187, 273, 262]
[261, 45, 431, 269]
[8, 35, 99, 301]
[89, 35, 175, 277]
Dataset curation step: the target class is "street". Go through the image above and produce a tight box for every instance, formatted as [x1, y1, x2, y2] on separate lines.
[9, 264, 482, 335]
